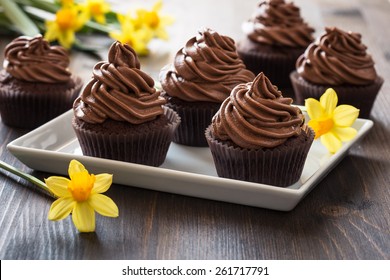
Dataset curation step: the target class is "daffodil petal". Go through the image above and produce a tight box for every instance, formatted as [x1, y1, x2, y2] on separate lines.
[94, 14, 106, 24]
[59, 30, 75, 49]
[332, 126, 358, 141]
[320, 88, 338, 115]
[160, 15, 175, 25]
[45, 176, 70, 197]
[155, 28, 169, 40]
[321, 132, 342, 154]
[153, 0, 163, 11]
[117, 13, 126, 24]
[44, 21, 58, 42]
[48, 197, 75, 221]
[305, 98, 324, 120]
[136, 9, 147, 18]
[89, 194, 119, 217]
[92, 173, 113, 194]
[72, 202, 95, 232]
[333, 105, 360, 127]
[69, 160, 87, 180]
[109, 30, 122, 41]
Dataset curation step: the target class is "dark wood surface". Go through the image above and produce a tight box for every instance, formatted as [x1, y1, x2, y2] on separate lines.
[0, 0, 389, 260]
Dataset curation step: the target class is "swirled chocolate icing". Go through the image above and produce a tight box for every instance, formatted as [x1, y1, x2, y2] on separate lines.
[159, 28, 255, 103]
[73, 41, 166, 124]
[296, 27, 377, 85]
[3, 35, 71, 83]
[242, 0, 314, 47]
[211, 72, 304, 149]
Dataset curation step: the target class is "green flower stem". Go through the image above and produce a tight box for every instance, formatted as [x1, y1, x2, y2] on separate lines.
[0, 13, 14, 30]
[0, 0, 40, 36]
[16, 0, 58, 13]
[84, 20, 113, 34]
[0, 160, 56, 198]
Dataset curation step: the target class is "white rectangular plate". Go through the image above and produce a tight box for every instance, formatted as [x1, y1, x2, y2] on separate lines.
[7, 110, 373, 211]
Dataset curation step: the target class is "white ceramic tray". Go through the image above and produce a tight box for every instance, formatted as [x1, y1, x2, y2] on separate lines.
[7, 110, 373, 211]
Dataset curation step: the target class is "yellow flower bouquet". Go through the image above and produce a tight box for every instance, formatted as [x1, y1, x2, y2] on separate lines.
[0, 0, 173, 56]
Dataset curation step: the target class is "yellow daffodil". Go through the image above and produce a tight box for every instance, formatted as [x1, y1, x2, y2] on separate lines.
[83, 0, 111, 24]
[45, 160, 118, 232]
[44, 5, 88, 49]
[109, 13, 154, 56]
[135, 0, 174, 40]
[305, 88, 360, 154]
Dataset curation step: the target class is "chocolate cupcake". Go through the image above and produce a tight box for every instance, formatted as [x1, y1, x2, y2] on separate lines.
[236, 0, 314, 94]
[72, 41, 180, 166]
[206, 72, 314, 187]
[0, 35, 83, 129]
[159, 28, 255, 146]
[290, 27, 384, 118]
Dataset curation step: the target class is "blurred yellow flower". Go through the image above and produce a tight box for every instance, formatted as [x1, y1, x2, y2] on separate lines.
[83, 0, 111, 24]
[109, 13, 153, 56]
[1, 0, 174, 55]
[135, 0, 174, 40]
[109, 0, 173, 55]
[44, 5, 88, 49]
[305, 88, 360, 153]
[45, 159, 118, 232]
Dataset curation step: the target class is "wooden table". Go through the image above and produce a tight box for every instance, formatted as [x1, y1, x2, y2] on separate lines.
[0, 0, 389, 260]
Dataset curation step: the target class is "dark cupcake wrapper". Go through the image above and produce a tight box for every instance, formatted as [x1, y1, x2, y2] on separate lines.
[72, 107, 180, 167]
[165, 100, 221, 147]
[237, 39, 306, 89]
[205, 125, 314, 187]
[0, 75, 83, 129]
[290, 71, 384, 119]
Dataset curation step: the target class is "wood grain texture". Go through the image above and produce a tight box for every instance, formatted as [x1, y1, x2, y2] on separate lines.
[0, 0, 389, 260]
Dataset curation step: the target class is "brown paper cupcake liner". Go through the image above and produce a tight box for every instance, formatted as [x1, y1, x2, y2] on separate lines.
[237, 39, 306, 89]
[165, 99, 221, 147]
[290, 71, 384, 118]
[0, 74, 83, 129]
[205, 125, 314, 187]
[72, 107, 180, 167]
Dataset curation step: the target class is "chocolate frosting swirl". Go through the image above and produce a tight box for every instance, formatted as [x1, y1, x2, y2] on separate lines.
[243, 0, 314, 47]
[159, 28, 255, 103]
[211, 72, 304, 149]
[296, 27, 377, 85]
[3, 35, 71, 83]
[73, 41, 166, 124]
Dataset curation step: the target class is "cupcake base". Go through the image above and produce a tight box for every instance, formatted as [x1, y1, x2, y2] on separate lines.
[164, 94, 221, 147]
[237, 38, 306, 92]
[290, 71, 384, 118]
[72, 107, 180, 166]
[206, 125, 314, 187]
[0, 71, 83, 129]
